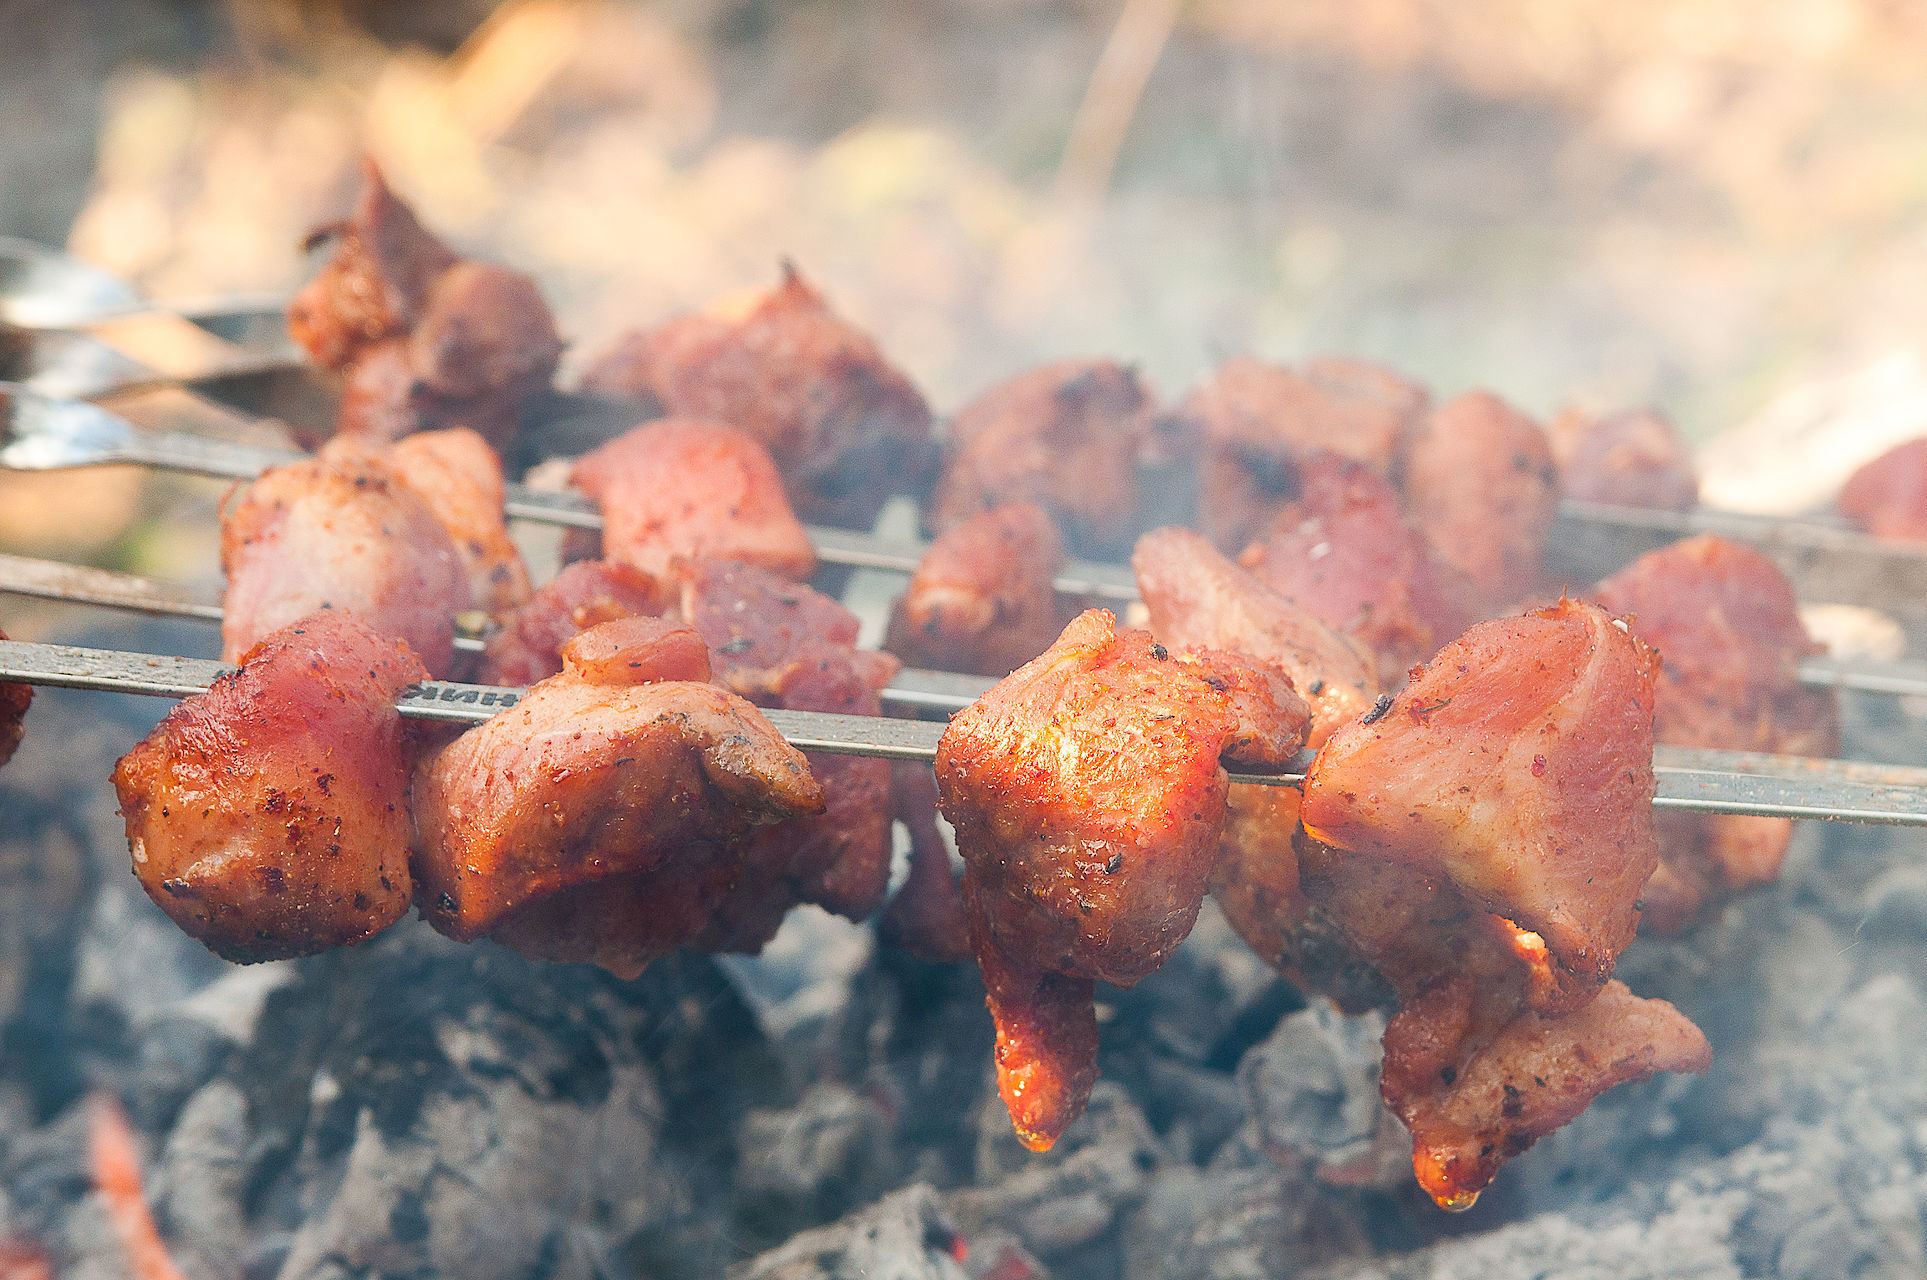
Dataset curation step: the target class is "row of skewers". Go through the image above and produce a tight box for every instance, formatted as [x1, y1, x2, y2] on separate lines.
[5, 160, 1927, 1212]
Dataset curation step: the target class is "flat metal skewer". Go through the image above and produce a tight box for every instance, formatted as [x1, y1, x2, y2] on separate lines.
[5, 636, 1926, 824]
[3, 552, 1920, 707]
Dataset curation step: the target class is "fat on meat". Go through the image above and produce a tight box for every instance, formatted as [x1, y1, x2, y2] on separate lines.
[220, 452, 472, 676]
[111, 611, 424, 962]
[936, 609, 1308, 1151]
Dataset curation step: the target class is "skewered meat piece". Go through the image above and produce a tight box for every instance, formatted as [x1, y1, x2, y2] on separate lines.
[1296, 601, 1707, 1206]
[322, 427, 532, 617]
[220, 453, 472, 676]
[1237, 453, 1474, 685]
[1590, 534, 1839, 932]
[677, 560, 901, 949]
[288, 159, 562, 451]
[581, 263, 934, 526]
[111, 611, 424, 962]
[928, 360, 1154, 560]
[412, 616, 824, 978]
[569, 419, 818, 584]
[937, 609, 1309, 1151]
[1132, 525, 1377, 747]
[1549, 406, 1698, 511]
[1302, 598, 1660, 1006]
[878, 763, 972, 964]
[1401, 391, 1559, 615]
[1838, 437, 1927, 539]
[480, 559, 666, 686]
[0, 627, 28, 771]
[885, 502, 1070, 677]
[1178, 354, 1429, 552]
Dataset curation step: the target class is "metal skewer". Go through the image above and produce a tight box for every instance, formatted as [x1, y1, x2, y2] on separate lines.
[3, 551, 1920, 707]
[5, 636, 1926, 824]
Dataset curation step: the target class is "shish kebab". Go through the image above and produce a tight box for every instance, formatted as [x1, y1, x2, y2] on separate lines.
[6, 635, 1927, 826]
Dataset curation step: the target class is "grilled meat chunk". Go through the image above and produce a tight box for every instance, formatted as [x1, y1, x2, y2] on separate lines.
[289, 159, 561, 450]
[111, 611, 423, 962]
[480, 559, 667, 686]
[679, 561, 901, 948]
[1591, 534, 1839, 931]
[1133, 525, 1377, 747]
[1238, 454, 1474, 685]
[929, 360, 1154, 560]
[581, 263, 934, 526]
[220, 453, 471, 676]
[322, 427, 532, 617]
[885, 502, 1070, 677]
[1838, 437, 1927, 540]
[1402, 391, 1559, 615]
[1550, 406, 1698, 512]
[1179, 354, 1428, 552]
[570, 419, 818, 584]
[0, 626, 28, 771]
[879, 763, 972, 964]
[1302, 599, 1660, 1006]
[412, 616, 823, 978]
[936, 609, 1308, 1151]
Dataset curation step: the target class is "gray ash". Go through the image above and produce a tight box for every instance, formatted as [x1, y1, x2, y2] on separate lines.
[3, 624, 1927, 1278]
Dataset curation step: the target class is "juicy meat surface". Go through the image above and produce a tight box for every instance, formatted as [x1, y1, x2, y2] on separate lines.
[1590, 534, 1838, 930]
[936, 609, 1307, 1150]
[323, 428, 532, 617]
[480, 559, 667, 687]
[289, 161, 561, 451]
[220, 454, 472, 676]
[929, 360, 1154, 560]
[580, 263, 934, 526]
[111, 611, 424, 962]
[1549, 406, 1698, 512]
[885, 502, 1070, 677]
[1302, 599, 1660, 1005]
[288, 158, 455, 371]
[1838, 437, 1927, 539]
[412, 617, 823, 978]
[1401, 391, 1559, 615]
[1238, 454, 1474, 685]
[0, 626, 28, 771]
[1133, 526, 1378, 747]
[679, 561, 901, 948]
[1179, 354, 1429, 551]
[570, 419, 818, 584]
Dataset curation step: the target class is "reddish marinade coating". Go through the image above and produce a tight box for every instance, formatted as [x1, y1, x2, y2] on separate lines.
[1301, 599, 1660, 1006]
[1401, 390, 1559, 615]
[111, 612, 424, 962]
[1238, 453, 1474, 685]
[1178, 354, 1429, 552]
[0, 626, 27, 772]
[1838, 438, 1927, 540]
[322, 427, 532, 618]
[288, 159, 562, 451]
[678, 561, 901, 949]
[929, 360, 1154, 560]
[1590, 534, 1839, 931]
[1549, 406, 1698, 512]
[220, 453, 471, 677]
[569, 419, 818, 584]
[411, 617, 823, 978]
[480, 560, 667, 687]
[885, 502, 1070, 677]
[936, 609, 1308, 1151]
[581, 263, 935, 526]
[1132, 525, 1377, 747]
